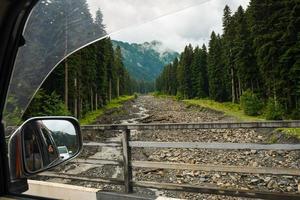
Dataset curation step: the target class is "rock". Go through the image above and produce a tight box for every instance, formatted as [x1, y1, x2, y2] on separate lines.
[287, 186, 293, 192]
[251, 150, 257, 154]
[264, 177, 272, 182]
[279, 180, 288, 185]
[224, 183, 231, 187]
[214, 173, 221, 178]
[277, 150, 285, 155]
[230, 175, 237, 182]
[250, 179, 260, 184]
[217, 181, 223, 186]
[267, 180, 278, 189]
[157, 170, 164, 176]
[258, 135, 263, 139]
[283, 176, 293, 180]
[252, 162, 258, 167]
[199, 177, 207, 182]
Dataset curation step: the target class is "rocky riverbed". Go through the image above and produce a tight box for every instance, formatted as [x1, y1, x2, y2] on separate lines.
[36, 95, 300, 200]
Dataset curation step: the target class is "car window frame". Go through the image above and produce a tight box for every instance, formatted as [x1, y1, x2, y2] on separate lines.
[0, 0, 39, 197]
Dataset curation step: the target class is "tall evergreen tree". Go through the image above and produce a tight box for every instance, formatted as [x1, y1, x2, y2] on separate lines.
[208, 32, 229, 102]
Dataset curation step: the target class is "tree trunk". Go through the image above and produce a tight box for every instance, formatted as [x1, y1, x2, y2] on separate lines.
[95, 93, 98, 110]
[90, 88, 93, 111]
[238, 75, 242, 100]
[74, 78, 77, 118]
[80, 98, 83, 118]
[109, 79, 112, 101]
[117, 77, 120, 98]
[64, 59, 68, 109]
[273, 81, 277, 106]
[231, 67, 236, 103]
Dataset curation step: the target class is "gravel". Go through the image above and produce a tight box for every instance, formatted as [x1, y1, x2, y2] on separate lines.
[35, 95, 300, 200]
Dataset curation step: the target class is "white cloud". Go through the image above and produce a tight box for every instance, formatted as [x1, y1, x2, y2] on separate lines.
[87, 0, 250, 52]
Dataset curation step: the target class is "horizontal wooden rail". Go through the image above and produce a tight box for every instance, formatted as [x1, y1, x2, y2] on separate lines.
[39, 172, 123, 185]
[129, 141, 300, 150]
[81, 120, 300, 131]
[83, 142, 121, 147]
[133, 181, 300, 200]
[78, 121, 300, 198]
[71, 158, 122, 166]
[131, 161, 300, 176]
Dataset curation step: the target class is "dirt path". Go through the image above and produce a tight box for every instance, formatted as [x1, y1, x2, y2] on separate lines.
[38, 95, 300, 199]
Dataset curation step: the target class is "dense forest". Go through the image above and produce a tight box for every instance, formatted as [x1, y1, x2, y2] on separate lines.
[24, 37, 136, 119]
[22, 1, 137, 120]
[156, 1, 300, 119]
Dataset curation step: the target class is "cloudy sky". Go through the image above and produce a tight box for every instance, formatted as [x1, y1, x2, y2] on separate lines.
[87, 0, 250, 52]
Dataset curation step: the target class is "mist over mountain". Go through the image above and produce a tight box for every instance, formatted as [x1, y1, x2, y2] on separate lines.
[112, 40, 179, 81]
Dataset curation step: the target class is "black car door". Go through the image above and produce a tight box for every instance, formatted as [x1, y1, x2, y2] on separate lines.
[0, 0, 39, 196]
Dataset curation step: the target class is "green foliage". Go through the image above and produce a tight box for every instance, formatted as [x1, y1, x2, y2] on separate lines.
[265, 99, 284, 120]
[240, 90, 263, 116]
[156, 45, 209, 100]
[24, 90, 70, 119]
[80, 95, 134, 125]
[17, 6, 139, 124]
[277, 128, 300, 139]
[175, 92, 184, 101]
[156, 1, 300, 118]
[3, 96, 23, 126]
[183, 98, 264, 121]
[290, 109, 300, 120]
[207, 32, 230, 102]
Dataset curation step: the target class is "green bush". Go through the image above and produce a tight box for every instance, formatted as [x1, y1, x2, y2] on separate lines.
[3, 96, 23, 126]
[153, 91, 162, 97]
[290, 109, 300, 120]
[23, 89, 70, 119]
[240, 90, 263, 116]
[265, 99, 284, 120]
[176, 92, 184, 101]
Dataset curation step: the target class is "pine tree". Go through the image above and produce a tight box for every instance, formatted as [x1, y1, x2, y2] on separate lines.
[201, 44, 209, 97]
[208, 32, 229, 102]
[222, 5, 237, 103]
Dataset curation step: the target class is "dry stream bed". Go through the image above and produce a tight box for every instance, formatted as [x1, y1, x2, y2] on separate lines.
[35, 95, 300, 200]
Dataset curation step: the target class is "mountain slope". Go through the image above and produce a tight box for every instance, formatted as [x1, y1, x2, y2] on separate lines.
[112, 40, 179, 81]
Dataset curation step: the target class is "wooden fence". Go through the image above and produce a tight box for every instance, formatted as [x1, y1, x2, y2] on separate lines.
[45, 121, 300, 199]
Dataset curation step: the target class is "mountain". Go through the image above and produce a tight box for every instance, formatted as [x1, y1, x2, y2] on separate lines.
[112, 40, 179, 81]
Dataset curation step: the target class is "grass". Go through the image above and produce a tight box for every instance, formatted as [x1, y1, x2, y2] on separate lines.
[152, 92, 177, 100]
[276, 128, 300, 139]
[183, 99, 265, 122]
[154, 94, 300, 138]
[80, 95, 135, 125]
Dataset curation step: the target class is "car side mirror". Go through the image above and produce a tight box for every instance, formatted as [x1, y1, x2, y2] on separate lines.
[8, 117, 82, 180]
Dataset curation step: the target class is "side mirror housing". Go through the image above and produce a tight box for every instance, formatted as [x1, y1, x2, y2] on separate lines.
[8, 117, 82, 181]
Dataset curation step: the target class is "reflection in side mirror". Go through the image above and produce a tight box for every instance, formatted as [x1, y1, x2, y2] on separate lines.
[8, 117, 82, 180]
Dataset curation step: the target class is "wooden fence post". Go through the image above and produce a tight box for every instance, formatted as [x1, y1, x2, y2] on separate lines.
[122, 129, 133, 193]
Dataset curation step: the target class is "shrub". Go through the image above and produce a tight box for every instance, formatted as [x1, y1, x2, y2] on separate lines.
[265, 98, 284, 120]
[240, 90, 263, 116]
[290, 109, 300, 120]
[153, 91, 162, 97]
[23, 89, 70, 119]
[175, 92, 184, 101]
